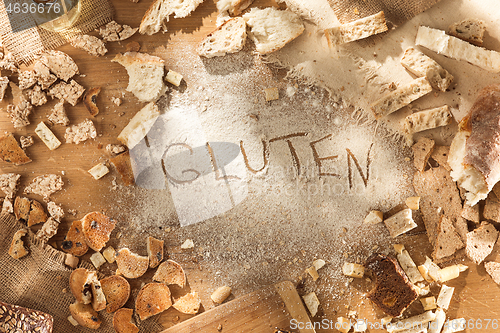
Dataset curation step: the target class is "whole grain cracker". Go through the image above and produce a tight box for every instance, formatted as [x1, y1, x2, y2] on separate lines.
[24, 174, 64, 200]
[462, 203, 480, 223]
[38, 50, 79, 81]
[465, 221, 499, 264]
[48, 80, 85, 106]
[432, 215, 464, 261]
[0, 173, 20, 198]
[48, 99, 70, 126]
[430, 145, 451, 171]
[484, 197, 500, 223]
[0, 132, 32, 165]
[70, 35, 108, 57]
[412, 137, 435, 171]
[65, 119, 97, 144]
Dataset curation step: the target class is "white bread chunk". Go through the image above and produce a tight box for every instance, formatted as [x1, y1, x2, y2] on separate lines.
[401, 47, 454, 92]
[243, 7, 305, 55]
[118, 102, 160, 149]
[386, 311, 436, 333]
[165, 70, 183, 86]
[428, 308, 446, 333]
[383, 208, 417, 238]
[88, 163, 109, 180]
[198, 17, 247, 58]
[217, 0, 254, 16]
[449, 19, 485, 46]
[371, 77, 432, 119]
[211, 286, 231, 304]
[436, 284, 454, 310]
[342, 262, 364, 278]
[139, 0, 204, 35]
[364, 210, 383, 224]
[420, 297, 437, 311]
[396, 249, 424, 284]
[112, 52, 166, 102]
[465, 221, 499, 264]
[302, 292, 319, 317]
[416, 26, 500, 73]
[35, 121, 61, 150]
[325, 11, 388, 47]
[437, 264, 468, 283]
[405, 105, 452, 135]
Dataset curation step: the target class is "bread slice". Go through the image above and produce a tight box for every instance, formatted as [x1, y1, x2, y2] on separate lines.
[0, 132, 31, 165]
[62, 219, 89, 256]
[324, 11, 388, 46]
[153, 259, 186, 287]
[405, 105, 453, 135]
[485, 261, 500, 285]
[101, 275, 131, 313]
[69, 268, 96, 304]
[198, 17, 247, 58]
[412, 137, 435, 172]
[449, 19, 485, 46]
[27, 199, 48, 227]
[243, 7, 305, 55]
[135, 283, 172, 320]
[112, 52, 166, 102]
[432, 216, 464, 261]
[115, 248, 149, 279]
[400, 47, 454, 92]
[172, 292, 201, 314]
[113, 308, 139, 333]
[364, 253, 418, 317]
[147, 236, 164, 268]
[8, 228, 29, 259]
[0, 301, 53, 332]
[465, 221, 499, 264]
[69, 302, 101, 330]
[139, 0, 204, 35]
[81, 211, 117, 251]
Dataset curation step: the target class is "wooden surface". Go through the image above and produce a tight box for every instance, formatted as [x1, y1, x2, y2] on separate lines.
[1, 0, 500, 332]
[161, 281, 315, 333]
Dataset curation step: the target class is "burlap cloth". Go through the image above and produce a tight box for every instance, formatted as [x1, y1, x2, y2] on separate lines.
[0, 213, 164, 332]
[0, 0, 114, 65]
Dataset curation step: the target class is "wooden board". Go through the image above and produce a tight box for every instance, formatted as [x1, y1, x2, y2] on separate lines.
[161, 281, 315, 333]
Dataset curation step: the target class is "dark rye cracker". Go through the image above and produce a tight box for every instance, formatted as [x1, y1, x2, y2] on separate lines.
[432, 215, 464, 261]
[0, 132, 32, 165]
[430, 145, 451, 171]
[412, 137, 435, 171]
[466, 221, 499, 264]
[413, 166, 467, 245]
[483, 197, 500, 223]
[62, 219, 89, 256]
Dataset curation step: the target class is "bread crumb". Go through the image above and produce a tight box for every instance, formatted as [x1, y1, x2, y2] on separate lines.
[111, 96, 122, 106]
[264, 87, 279, 101]
[181, 239, 194, 249]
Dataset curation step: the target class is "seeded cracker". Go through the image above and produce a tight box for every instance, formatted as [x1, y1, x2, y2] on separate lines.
[65, 119, 97, 144]
[24, 174, 64, 200]
[38, 50, 79, 81]
[0, 132, 32, 165]
[466, 221, 499, 264]
[48, 80, 85, 106]
[100, 20, 122, 41]
[33, 61, 57, 90]
[35, 217, 59, 243]
[0, 173, 20, 198]
[7, 83, 33, 129]
[18, 70, 37, 90]
[412, 137, 435, 171]
[48, 99, 70, 126]
[70, 35, 108, 56]
[25, 85, 47, 106]
[432, 215, 464, 261]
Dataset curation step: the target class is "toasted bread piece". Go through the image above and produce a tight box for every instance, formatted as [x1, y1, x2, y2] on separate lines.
[62, 219, 89, 256]
[147, 236, 164, 268]
[198, 17, 247, 58]
[172, 292, 201, 314]
[432, 215, 464, 261]
[83, 87, 101, 117]
[139, 0, 204, 35]
[101, 275, 131, 313]
[0, 132, 32, 165]
[484, 261, 500, 285]
[153, 259, 186, 287]
[69, 268, 96, 304]
[39, 50, 79, 81]
[8, 228, 29, 259]
[69, 302, 101, 330]
[116, 248, 149, 279]
[81, 211, 117, 251]
[27, 199, 48, 227]
[465, 221, 499, 264]
[324, 11, 388, 46]
[91, 279, 107, 312]
[449, 18, 485, 46]
[14, 196, 31, 222]
[135, 283, 172, 320]
[113, 308, 139, 333]
[110, 151, 135, 186]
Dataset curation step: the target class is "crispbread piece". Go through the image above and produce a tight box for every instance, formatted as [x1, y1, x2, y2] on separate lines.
[461, 203, 480, 223]
[83, 87, 101, 116]
[383, 208, 417, 238]
[47, 99, 70, 126]
[25, 85, 47, 106]
[0, 76, 8, 101]
[33, 61, 57, 90]
[69, 302, 101, 329]
[70, 35, 108, 56]
[7, 82, 32, 129]
[153, 259, 186, 287]
[0, 52, 19, 72]
[35, 217, 59, 243]
[172, 292, 201, 314]
[135, 283, 172, 320]
[28, 199, 48, 227]
[370, 77, 433, 119]
[198, 17, 247, 58]
[413, 166, 464, 245]
[18, 70, 37, 90]
[81, 211, 117, 251]
[110, 151, 135, 186]
[412, 137, 435, 171]
[112, 52, 166, 102]
[0, 132, 31, 165]
[0, 173, 20, 198]
[65, 119, 97, 144]
[91, 279, 107, 312]
[117, 102, 159, 149]
[324, 11, 388, 46]
[449, 19, 485, 46]
[24, 174, 64, 200]
[364, 253, 418, 317]
[216, 0, 254, 16]
[432, 215, 464, 261]
[20, 135, 34, 149]
[48, 80, 85, 106]
[69, 268, 95, 304]
[147, 236, 164, 268]
[62, 219, 89, 256]
[483, 197, 500, 223]
[484, 261, 500, 285]
[116, 248, 149, 279]
[100, 21, 122, 41]
[400, 47, 454, 92]
[430, 145, 451, 171]
[465, 221, 499, 264]
[38, 50, 79, 81]
[8, 228, 29, 259]
[243, 7, 305, 55]
[113, 308, 139, 333]
[139, 0, 204, 35]
[14, 196, 31, 222]
[101, 275, 131, 313]
[405, 106, 453, 135]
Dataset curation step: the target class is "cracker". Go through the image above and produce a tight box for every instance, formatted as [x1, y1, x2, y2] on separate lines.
[0, 76, 8, 101]
[484, 261, 500, 285]
[465, 221, 499, 264]
[25, 85, 47, 106]
[81, 211, 117, 251]
[65, 119, 97, 144]
[135, 283, 172, 320]
[70, 35, 108, 56]
[0, 133, 31, 165]
[61, 219, 89, 256]
[35, 121, 62, 150]
[101, 275, 131, 313]
[462, 203, 480, 223]
[38, 50, 79, 81]
[24, 174, 64, 200]
[18, 70, 37, 90]
[48, 80, 85, 106]
[33, 61, 57, 90]
[8, 228, 29, 259]
[153, 259, 186, 287]
[432, 215, 464, 261]
[35, 217, 59, 243]
[28, 199, 48, 227]
[0, 173, 20, 198]
[20, 135, 34, 148]
[430, 145, 451, 171]
[412, 137, 435, 171]
[106, 144, 127, 156]
[14, 196, 31, 222]
[47, 99, 70, 126]
[484, 197, 500, 223]
[69, 302, 101, 330]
